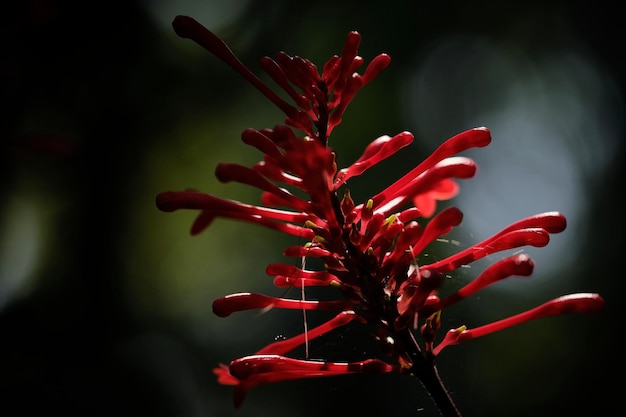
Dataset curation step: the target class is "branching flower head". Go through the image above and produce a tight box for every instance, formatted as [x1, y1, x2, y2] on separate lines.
[157, 16, 604, 416]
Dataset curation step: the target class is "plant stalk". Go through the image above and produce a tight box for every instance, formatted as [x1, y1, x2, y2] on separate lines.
[399, 329, 462, 417]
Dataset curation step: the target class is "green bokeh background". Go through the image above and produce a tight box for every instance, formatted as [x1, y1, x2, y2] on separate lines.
[1, 1, 623, 416]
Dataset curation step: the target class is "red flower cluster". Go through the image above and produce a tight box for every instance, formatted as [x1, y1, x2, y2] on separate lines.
[157, 16, 604, 416]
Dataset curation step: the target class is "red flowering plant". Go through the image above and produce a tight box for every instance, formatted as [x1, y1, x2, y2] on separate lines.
[156, 16, 605, 417]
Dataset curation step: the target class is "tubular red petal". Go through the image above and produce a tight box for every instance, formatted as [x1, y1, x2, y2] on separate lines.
[424, 227, 550, 273]
[190, 210, 215, 235]
[432, 327, 466, 356]
[252, 219, 316, 238]
[373, 157, 476, 213]
[273, 275, 328, 287]
[229, 354, 399, 382]
[370, 128, 490, 208]
[157, 191, 245, 213]
[157, 191, 311, 224]
[260, 191, 298, 208]
[397, 207, 422, 223]
[360, 53, 391, 85]
[241, 128, 283, 158]
[283, 245, 334, 258]
[334, 132, 414, 188]
[347, 55, 365, 74]
[434, 254, 535, 310]
[257, 311, 359, 355]
[422, 212, 565, 273]
[274, 53, 318, 91]
[261, 124, 298, 148]
[215, 163, 311, 212]
[172, 16, 301, 121]
[328, 74, 362, 134]
[254, 162, 304, 189]
[434, 293, 604, 356]
[266, 263, 338, 287]
[212, 293, 351, 317]
[410, 207, 463, 255]
[321, 55, 341, 85]
[226, 359, 399, 408]
[494, 211, 567, 237]
[259, 56, 313, 113]
[460, 293, 603, 343]
[335, 31, 362, 90]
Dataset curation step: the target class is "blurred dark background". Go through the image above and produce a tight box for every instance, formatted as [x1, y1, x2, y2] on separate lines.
[1, 1, 623, 416]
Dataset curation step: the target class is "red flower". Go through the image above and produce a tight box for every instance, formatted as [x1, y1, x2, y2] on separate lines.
[157, 16, 604, 417]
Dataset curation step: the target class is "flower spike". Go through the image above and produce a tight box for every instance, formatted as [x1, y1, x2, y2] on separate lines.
[159, 18, 605, 417]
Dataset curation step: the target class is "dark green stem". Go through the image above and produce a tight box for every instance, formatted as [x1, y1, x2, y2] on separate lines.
[398, 329, 462, 417]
